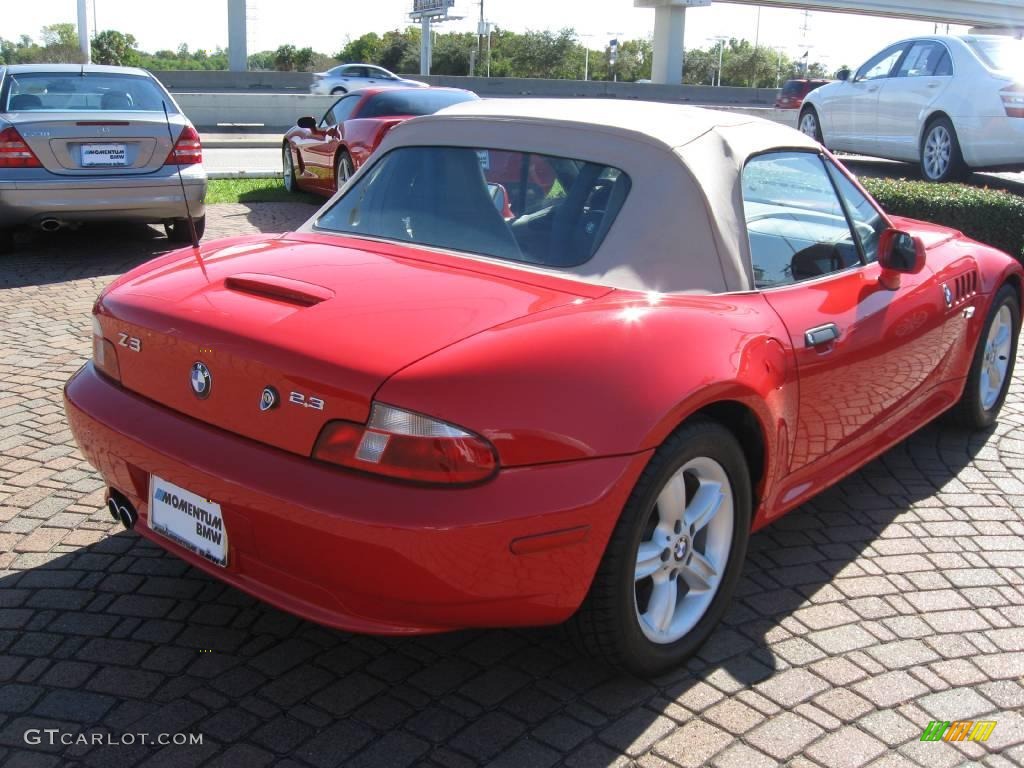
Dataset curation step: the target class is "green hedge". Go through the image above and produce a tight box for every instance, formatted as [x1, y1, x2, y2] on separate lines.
[860, 177, 1024, 260]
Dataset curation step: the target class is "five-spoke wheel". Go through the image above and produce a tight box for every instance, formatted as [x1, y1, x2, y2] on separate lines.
[569, 417, 751, 676]
[633, 457, 734, 645]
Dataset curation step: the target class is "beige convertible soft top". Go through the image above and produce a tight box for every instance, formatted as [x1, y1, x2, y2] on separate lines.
[308, 99, 822, 294]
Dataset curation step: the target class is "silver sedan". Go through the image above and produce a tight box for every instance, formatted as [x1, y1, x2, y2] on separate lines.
[0, 64, 207, 250]
[308, 64, 427, 96]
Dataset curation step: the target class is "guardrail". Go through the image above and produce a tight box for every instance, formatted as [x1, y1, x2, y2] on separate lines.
[154, 70, 780, 106]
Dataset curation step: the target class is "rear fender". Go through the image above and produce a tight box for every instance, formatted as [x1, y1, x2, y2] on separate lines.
[376, 290, 798, 504]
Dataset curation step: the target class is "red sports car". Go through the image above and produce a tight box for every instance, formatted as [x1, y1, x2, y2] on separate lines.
[281, 86, 477, 196]
[66, 100, 1021, 674]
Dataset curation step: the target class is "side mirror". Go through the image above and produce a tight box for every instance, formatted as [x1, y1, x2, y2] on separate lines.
[296, 116, 317, 130]
[878, 229, 926, 290]
[836, 68, 851, 82]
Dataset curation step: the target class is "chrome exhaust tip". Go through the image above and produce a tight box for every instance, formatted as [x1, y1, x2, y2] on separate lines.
[106, 489, 138, 530]
[39, 218, 64, 232]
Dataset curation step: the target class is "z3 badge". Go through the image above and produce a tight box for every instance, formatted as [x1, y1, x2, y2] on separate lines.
[117, 332, 141, 352]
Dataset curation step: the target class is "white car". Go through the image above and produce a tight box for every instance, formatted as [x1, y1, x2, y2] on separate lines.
[309, 64, 427, 96]
[799, 35, 1024, 182]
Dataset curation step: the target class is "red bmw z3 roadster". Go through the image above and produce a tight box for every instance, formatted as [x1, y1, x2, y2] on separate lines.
[65, 100, 1022, 674]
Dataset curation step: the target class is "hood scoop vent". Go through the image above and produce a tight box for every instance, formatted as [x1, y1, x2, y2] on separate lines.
[224, 273, 335, 307]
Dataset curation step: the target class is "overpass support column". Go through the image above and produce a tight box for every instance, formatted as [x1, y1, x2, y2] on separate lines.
[636, 0, 712, 85]
[228, 0, 248, 72]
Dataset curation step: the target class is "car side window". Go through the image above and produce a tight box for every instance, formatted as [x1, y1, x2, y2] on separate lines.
[742, 152, 865, 289]
[825, 162, 888, 264]
[320, 95, 358, 128]
[932, 49, 953, 76]
[896, 42, 949, 77]
[855, 44, 906, 81]
[367, 67, 392, 79]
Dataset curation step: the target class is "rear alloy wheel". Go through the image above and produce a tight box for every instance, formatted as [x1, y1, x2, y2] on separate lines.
[920, 117, 967, 182]
[568, 418, 751, 676]
[335, 151, 354, 191]
[799, 106, 823, 143]
[282, 144, 297, 192]
[949, 284, 1020, 429]
[165, 214, 206, 244]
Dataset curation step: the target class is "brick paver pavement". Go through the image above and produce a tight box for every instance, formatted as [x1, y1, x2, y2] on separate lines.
[1, 202, 1023, 767]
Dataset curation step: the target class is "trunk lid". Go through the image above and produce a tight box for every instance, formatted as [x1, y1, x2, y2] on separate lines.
[98, 234, 604, 456]
[10, 112, 184, 175]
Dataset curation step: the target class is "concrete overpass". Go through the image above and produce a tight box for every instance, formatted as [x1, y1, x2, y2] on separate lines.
[640, 0, 1024, 85]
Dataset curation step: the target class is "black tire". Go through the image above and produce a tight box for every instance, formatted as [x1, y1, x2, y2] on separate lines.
[798, 106, 824, 144]
[165, 214, 206, 243]
[330, 87, 347, 95]
[948, 284, 1020, 429]
[282, 143, 297, 193]
[920, 116, 968, 183]
[0, 228, 13, 253]
[334, 150, 354, 192]
[567, 417, 752, 676]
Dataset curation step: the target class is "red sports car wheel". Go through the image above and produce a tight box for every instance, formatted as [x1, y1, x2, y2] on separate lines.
[569, 417, 751, 676]
[335, 151, 354, 190]
[949, 284, 1020, 428]
[282, 145, 297, 193]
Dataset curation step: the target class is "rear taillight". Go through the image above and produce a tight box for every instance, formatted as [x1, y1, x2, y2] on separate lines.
[91, 316, 121, 382]
[164, 125, 202, 165]
[313, 403, 498, 484]
[1001, 84, 1024, 118]
[0, 126, 41, 167]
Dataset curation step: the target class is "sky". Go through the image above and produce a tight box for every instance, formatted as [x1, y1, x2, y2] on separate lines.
[2, 0, 969, 72]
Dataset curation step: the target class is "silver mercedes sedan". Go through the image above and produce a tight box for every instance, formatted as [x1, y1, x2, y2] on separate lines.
[0, 64, 207, 250]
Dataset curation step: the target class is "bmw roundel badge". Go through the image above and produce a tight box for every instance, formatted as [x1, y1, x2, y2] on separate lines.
[259, 386, 279, 411]
[190, 362, 212, 399]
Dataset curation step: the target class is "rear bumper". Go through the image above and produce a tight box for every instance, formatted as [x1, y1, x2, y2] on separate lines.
[955, 115, 1024, 170]
[0, 167, 207, 227]
[64, 363, 648, 634]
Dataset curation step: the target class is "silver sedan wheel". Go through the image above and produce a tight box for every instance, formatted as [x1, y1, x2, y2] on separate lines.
[633, 456, 734, 645]
[799, 112, 819, 140]
[923, 124, 952, 180]
[282, 146, 296, 192]
[981, 305, 1013, 410]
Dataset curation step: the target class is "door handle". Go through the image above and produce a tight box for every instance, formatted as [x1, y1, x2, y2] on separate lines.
[867, 86, 878, 92]
[805, 323, 841, 348]
[927, 82, 940, 88]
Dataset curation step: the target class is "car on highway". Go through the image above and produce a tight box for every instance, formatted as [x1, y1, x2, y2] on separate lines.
[799, 35, 1024, 182]
[775, 78, 830, 109]
[282, 86, 477, 196]
[0, 63, 206, 250]
[65, 99, 1022, 675]
[309, 63, 427, 96]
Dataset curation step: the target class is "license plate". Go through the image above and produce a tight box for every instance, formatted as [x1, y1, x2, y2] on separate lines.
[81, 143, 127, 167]
[149, 475, 228, 567]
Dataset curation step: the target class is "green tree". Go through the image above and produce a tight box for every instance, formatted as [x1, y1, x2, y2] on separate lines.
[337, 32, 382, 63]
[91, 30, 138, 66]
[41, 23, 77, 48]
[294, 46, 316, 71]
[273, 44, 297, 71]
[378, 29, 419, 74]
[247, 50, 276, 70]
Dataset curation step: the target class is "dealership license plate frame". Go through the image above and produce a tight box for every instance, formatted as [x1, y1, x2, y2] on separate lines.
[148, 475, 229, 567]
[80, 143, 128, 167]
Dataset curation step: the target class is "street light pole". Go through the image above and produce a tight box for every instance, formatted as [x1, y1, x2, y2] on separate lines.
[714, 36, 727, 86]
